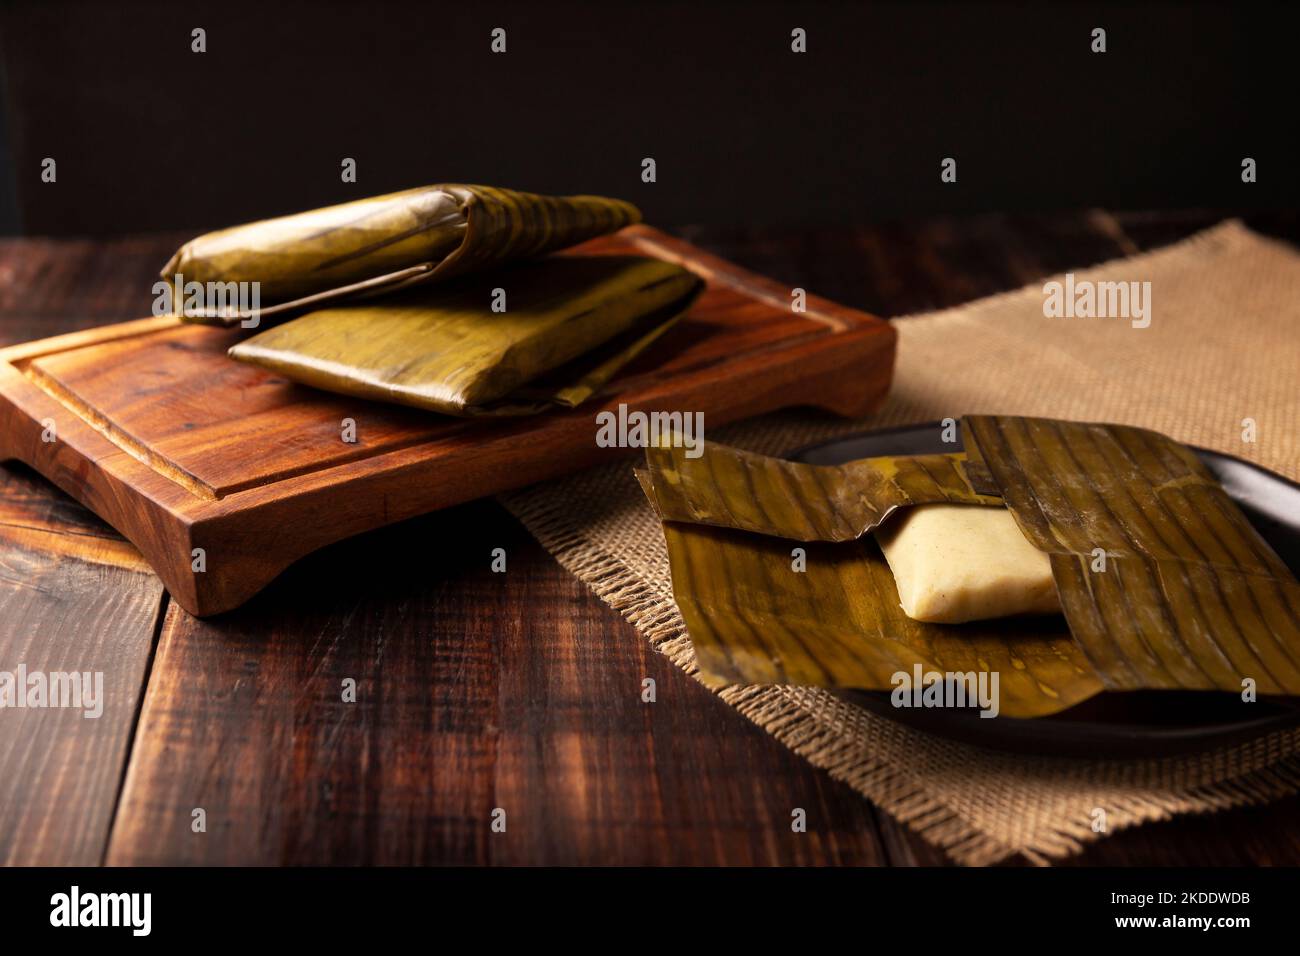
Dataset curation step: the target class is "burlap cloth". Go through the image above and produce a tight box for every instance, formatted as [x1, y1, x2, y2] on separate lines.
[501, 220, 1300, 865]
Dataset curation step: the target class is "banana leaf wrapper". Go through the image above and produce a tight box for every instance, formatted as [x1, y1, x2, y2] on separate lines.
[163, 184, 641, 325]
[639, 416, 1300, 716]
[229, 255, 703, 417]
[639, 442, 1002, 539]
[961, 416, 1300, 695]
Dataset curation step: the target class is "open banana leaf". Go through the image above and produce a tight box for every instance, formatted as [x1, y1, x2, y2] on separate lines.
[229, 255, 702, 417]
[640, 416, 1300, 716]
[656, 519, 1099, 717]
[163, 184, 641, 325]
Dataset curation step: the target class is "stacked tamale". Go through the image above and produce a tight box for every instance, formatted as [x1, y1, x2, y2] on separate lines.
[638, 416, 1300, 717]
[162, 184, 703, 416]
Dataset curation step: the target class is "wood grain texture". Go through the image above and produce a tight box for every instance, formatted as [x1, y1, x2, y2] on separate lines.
[0, 226, 895, 616]
[0, 463, 164, 865]
[105, 501, 885, 865]
[4, 213, 1300, 867]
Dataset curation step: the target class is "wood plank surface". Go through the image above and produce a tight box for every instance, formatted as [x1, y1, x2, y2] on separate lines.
[0, 463, 164, 865]
[3, 212, 1299, 866]
[104, 501, 884, 865]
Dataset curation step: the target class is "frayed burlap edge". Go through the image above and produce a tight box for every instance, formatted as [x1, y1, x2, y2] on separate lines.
[504, 481, 1300, 866]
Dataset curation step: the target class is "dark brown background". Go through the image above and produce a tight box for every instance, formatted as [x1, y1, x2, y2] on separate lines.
[2, 0, 1300, 867]
[2, 0, 1297, 238]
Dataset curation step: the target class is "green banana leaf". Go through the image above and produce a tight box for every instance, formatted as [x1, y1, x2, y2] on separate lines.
[962, 415, 1300, 695]
[656, 516, 1098, 718]
[641, 443, 1001, 540]
[639, 416, 1300, 716]
[163, 184, 641, 325]
[229, 255, 702, 417]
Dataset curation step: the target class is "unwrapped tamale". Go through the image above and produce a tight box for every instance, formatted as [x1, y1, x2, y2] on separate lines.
[639, 416, 1300, 716]
[229, 255, 702, 416]
[163, 184, 641, 324]
[875, 503, 1062, 623]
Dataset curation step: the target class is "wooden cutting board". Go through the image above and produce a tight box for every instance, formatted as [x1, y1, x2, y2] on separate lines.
[0, 225, 895, 615]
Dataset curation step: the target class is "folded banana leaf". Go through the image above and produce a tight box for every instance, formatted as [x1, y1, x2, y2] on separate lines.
[640, 416, 1300, 716]
[962, 416, 1300, 695]
[163, 184, 641, 325]
[641, 443, 1001, 540]
[229, 255, 702, 417]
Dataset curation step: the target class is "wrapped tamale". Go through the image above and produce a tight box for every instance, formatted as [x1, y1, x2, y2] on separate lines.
[639, 416, 1300, 716]
[229, 255, 703, 416]
[163, 184, 641, 324]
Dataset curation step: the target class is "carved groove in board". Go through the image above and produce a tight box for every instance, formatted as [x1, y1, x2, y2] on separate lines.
[626, 233, 850, 332]
[16, 356, 486, 502]
[11, 314, 839, 502]
[190, 425, 474, 498]
[17, 359, 221, 501]
[0, 314, 181, 366]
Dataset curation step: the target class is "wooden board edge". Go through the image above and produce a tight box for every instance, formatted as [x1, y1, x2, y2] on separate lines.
[0, 314, 181, 363]
[624, 225, 878, 333]
[0, 360, 201, 609]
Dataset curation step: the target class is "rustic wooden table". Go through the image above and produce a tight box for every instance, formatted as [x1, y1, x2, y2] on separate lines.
[3, 210, 1298, 866]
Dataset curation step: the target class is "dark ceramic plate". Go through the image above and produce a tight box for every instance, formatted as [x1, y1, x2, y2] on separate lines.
[791, 422, 1300, 757]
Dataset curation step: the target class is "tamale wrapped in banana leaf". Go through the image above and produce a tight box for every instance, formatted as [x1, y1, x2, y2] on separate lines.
[229, 255, 702, 416]
[163, 184, 641, 324]
[639, 416, 1300, 716]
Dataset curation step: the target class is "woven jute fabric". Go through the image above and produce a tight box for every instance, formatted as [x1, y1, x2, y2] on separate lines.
[501, 220, 1300, 865]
